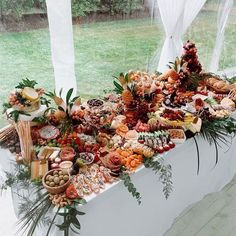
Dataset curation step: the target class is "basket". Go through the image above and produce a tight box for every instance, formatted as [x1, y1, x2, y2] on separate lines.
[42, 169, 70, 194]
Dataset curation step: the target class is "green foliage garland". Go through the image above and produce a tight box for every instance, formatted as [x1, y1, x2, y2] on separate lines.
[144, 157, 173, 199]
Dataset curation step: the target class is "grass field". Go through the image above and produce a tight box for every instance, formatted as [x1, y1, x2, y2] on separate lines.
[0, 10, 236, 127]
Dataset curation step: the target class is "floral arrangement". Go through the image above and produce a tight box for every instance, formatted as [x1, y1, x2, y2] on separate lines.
[1, 41, 236, 235]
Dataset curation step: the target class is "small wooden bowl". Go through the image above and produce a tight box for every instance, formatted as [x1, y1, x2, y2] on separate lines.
[42, 169, 70, 194]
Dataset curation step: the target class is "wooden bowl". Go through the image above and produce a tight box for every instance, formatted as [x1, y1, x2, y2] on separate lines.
[42, 169, 70, 194]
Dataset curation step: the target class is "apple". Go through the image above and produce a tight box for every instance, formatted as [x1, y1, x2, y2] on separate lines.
[169, 141, 176, 149]
[156, 146, 164, 154]
[138, 139, 145, 144]
[164, 144, 170, 151]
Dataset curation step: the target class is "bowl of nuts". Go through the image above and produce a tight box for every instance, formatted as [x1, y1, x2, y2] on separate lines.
[43, 169, 70, 194]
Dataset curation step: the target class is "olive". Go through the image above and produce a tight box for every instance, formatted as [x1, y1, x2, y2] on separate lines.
[63, 175, 69, 181]
[46, 175, 51, 181]
[49, 176, 54, 182]
[54, 177, 60, 184]
[62, 170, 68, 175]
[59, 175, 64, 180]
[49, 182, 55, 187]
[60, 180, 65, 186]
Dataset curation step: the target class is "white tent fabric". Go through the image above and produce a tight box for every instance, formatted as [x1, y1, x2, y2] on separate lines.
[209, 0, 233, 72]
[46, 0, 77, 98]
[157, 0, 206, 72]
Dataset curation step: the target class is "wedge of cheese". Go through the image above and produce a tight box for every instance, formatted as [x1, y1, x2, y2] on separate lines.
[189, 117, 202, 133]
[22, 87, 39, 101]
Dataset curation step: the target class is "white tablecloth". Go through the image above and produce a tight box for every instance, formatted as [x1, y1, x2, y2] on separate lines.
[1, 135, 236, 236]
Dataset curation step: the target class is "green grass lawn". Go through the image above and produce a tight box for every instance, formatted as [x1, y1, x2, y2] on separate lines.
[0, 10, 236, 127]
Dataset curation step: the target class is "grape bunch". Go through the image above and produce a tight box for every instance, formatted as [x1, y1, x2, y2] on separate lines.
[136, 101, 149, 123]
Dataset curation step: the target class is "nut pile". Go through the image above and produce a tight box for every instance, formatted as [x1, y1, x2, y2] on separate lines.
[49, 193, 71, 207]
[45, 170, 69, 187]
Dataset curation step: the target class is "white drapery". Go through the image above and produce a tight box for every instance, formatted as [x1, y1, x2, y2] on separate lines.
[209, 0, 233, 72]
[46, 0, 77, 98]
[157, 0, 206, 72]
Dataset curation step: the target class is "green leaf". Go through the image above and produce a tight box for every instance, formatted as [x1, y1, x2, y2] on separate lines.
[120, 171, 141, 205]
[66, 88, 74, 105]
[59, 88, 63, 98]
[46, 208, 60, 236]
[125, 73, 129, 82]
[58, 106, 65, 112]
[44, 91, 55, 98]
[71, 217, 81, 229]
[75, 198, 87, 205]
[40, 97, 51, 107]
[113, 81, 124, 94]
[77, 211, 85, 215]
[70, 225, 80, 234]
[15, 78, 38, 89]
[193, 136, 200, 175]
[144, 157, 172, 199]
[71, 96, 80, 103]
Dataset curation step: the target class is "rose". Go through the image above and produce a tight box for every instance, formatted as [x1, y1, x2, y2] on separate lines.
[101, 152, 122, 173]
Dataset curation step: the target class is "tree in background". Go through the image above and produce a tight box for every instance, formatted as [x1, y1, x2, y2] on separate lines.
[0, 0, 46, 21]
[0, 0, 145, 21]
[100, 0, 143, 16]
[71, 0, 100, 17]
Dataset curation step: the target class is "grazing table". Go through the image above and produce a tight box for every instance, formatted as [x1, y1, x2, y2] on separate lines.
[1, 134, 236, 236]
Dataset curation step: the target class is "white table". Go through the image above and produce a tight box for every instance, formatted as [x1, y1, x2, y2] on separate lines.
[1, 135, 236, 236]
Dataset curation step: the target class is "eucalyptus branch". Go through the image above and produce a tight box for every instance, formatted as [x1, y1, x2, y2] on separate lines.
[144, 157, 173, 199]
[120, 168, 142, 204]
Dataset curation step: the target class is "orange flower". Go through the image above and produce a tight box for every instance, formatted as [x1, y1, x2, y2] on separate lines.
[122, 90, 133, 105]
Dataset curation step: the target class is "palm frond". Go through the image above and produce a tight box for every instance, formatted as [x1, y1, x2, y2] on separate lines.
[213, 139, 219, 167]
[193, 136, 200, 175]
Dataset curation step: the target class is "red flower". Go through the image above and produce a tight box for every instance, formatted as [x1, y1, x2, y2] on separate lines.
[100, 152, 122, 173]
[66, 185, 78, 199]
